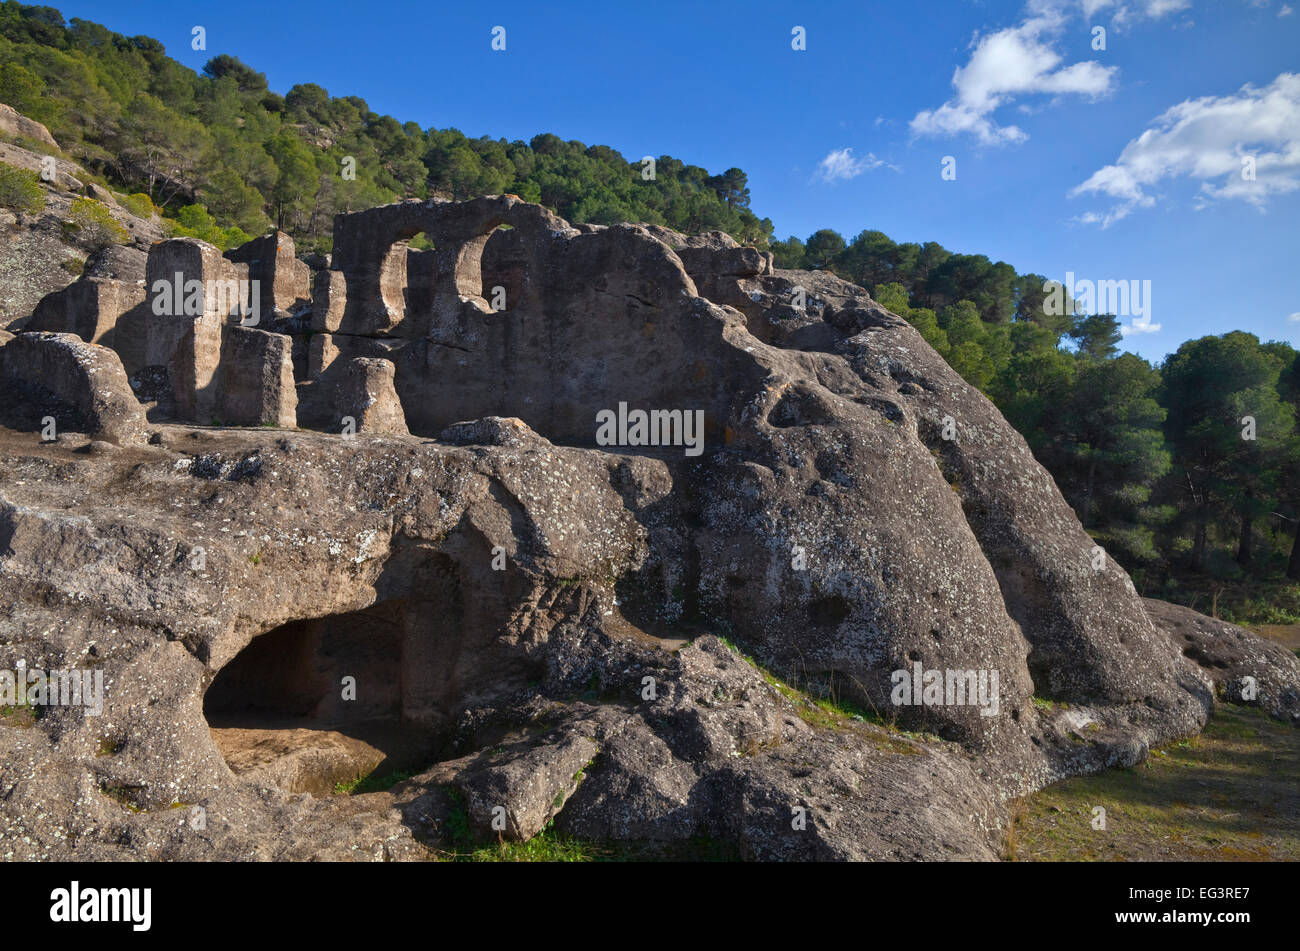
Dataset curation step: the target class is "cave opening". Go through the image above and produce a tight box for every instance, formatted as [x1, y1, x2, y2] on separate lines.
[204, 553, 467, 795]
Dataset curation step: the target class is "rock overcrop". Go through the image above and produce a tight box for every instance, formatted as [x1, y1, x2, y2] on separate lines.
[0, 194, 1294, 861]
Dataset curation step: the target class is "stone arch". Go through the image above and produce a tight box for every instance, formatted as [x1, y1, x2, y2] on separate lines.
[329, 195, 569, 340]
[377, 230, 438, 330]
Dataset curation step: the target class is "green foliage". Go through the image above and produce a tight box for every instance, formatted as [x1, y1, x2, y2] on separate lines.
[1041, 353, 1172, 564]
[804, 228, 846, 269]
[769, 235, 805, 269]
[0, 161, 43, 212]
[0, 59, 44, 115]
[1160, 333, 1296, 576]
[465, 821, 592, 862]
[163, 202, 250, 250]
[333, 768, 415, 796]
[0, 4, 772, 248]
[1069, 313, 1123, 361]
[65, 195, 126, 248]
[778, 218, 1300, 603]
[117, 191, 154, 219]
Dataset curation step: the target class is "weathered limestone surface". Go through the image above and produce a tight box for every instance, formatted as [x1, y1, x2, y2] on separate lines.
[28, 276, 145, 350]
[25, 246, 150, 373]
[0, 106, 164, 330]
[1, 195, 1294, 863]
[143, 238, 254, 422]
[329, 357, 407, 435]
[217, 325, 297, 428]
[0, 331, 146, 444]
[309, 268, 347, 333]
[1144, 598, 1300, 722]
[223, 230, 311, 319]
[0, 102, 59, 149]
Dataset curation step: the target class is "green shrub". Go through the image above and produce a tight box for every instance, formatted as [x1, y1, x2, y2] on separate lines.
[119, 192, 156, 220]
[163, 203, 251, 250]
[65, 197, 128, 250]
[0, 163, 44, 214]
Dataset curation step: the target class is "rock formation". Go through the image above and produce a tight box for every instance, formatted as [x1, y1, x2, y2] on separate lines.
[0, 194, 1295, 861]
[1, 105, 163, 329]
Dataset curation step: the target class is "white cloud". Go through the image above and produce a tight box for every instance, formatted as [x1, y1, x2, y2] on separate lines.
[1281, 4, 1295, 16]
[1039, 0, 1190, 22]
[815, 148, 886, 182]
[1121, 316, 1162, 335]
[1071, 73, 1300, 226]
[1099, 0, 1191, 28]
[1135, 0, 1191, 17]
[1289, 311, 1300, 321]
[910, 12, 1117, 145]
[1079, 0, 1115, 18]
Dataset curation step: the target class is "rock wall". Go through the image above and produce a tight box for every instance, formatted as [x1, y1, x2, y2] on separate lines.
[1, 193, 1295, 862]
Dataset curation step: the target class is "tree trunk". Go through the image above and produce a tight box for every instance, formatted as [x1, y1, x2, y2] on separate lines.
[1192, 509, 1208, 573]
[1288, 518, 1300, 580]
[1236, 497, 1254, 566]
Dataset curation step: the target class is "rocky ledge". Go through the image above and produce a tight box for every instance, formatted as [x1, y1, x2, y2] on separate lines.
[0, 196, 1295, 861]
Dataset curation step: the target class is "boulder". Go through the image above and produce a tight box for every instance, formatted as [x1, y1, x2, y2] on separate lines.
[1144, 598, 1300, 723]
[84, 182, 118, 207]
[217, 325, 297, 428]
[0, 102, 59, 150]
[0, 331, 146, 444]
[326, 357, 407, 435]
[84, 244, 148, 282]
[27, 274, 147, 352]
[144, 237, 253, 421]
[0, 138, 81, 190]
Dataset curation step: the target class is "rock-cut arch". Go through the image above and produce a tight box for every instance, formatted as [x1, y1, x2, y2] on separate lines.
[329, 195, 570, 339]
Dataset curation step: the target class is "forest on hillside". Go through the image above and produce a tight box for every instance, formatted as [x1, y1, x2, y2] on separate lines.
[1, 1, 1296, 623]
[0, 3, 772, 247]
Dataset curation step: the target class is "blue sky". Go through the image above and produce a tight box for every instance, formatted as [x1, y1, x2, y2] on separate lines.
[55, 0, 1300, 361]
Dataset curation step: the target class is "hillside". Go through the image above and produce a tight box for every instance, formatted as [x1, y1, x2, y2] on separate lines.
[0, 2, 770, 248]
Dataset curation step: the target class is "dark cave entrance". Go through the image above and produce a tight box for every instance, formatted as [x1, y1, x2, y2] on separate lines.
[204, 553, 468, 795]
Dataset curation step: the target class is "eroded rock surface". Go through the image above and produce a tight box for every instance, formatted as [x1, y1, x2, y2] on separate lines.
[1144, 598, 1300, 723]
[0, 108, 162, 329]
[1, 195, 1294, 862]
[0, 331, 146, 445]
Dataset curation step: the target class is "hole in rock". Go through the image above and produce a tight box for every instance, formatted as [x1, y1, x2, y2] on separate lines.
[204, 555, 469, 795]
[768, 388, 834, 428]
[809, 595, 850, 628]
[394, 222, 521, 319]
[379, 231, 437, 326]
